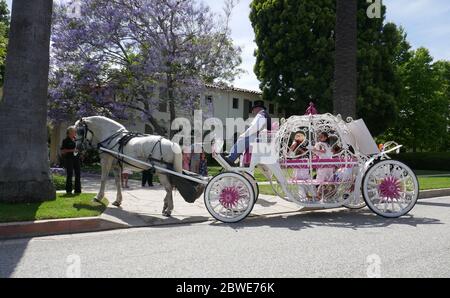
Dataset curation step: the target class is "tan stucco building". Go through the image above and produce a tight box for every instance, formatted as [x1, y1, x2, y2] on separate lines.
[49, 84, 284, 165]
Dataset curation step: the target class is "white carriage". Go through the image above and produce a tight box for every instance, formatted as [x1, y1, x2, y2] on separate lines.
[204, 113, 419, 223]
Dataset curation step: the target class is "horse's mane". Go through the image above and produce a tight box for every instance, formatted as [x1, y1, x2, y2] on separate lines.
[86, 116, 127, 131]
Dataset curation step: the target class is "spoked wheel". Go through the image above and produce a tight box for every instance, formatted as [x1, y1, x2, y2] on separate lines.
[242, 172, 259, 203]
[362, 160, 419, 218]
[204, 172, 255, 223]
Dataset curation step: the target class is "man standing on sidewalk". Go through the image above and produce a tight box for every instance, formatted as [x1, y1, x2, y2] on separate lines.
[61, 126, 81, 194]
[142, 169, 154, 187]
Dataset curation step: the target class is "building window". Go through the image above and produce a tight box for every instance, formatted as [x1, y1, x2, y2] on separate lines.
[205, 95, 213, 105]
[232, 98, 239, 109]
[269, 104, 275, 114]
[247, 100, 253, 111]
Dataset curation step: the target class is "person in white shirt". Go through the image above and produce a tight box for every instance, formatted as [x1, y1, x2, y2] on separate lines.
[223, 100, 271, 166]
[312, 132, 334, 182]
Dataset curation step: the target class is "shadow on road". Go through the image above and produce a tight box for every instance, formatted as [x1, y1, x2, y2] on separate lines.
[0, 239, 29, 278]
[210, 209, 442, 231]
[255, 198, 277, 207]
[103, 204, 210, 227]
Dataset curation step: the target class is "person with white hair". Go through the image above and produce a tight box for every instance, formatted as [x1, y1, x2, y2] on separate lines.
[60, 126, 81, 194]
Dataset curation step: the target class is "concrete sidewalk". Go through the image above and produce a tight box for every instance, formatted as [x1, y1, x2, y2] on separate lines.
[78, 175, 303, 228]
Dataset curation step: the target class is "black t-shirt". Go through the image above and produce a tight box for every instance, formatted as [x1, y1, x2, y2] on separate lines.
[61, 137, 77, 158]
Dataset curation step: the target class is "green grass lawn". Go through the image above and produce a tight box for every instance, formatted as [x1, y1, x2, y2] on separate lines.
[208, 166, 269, 181]
[0, 193, 108, 223]
[419, 177, 450, 190]
[258, 176, 450, 196]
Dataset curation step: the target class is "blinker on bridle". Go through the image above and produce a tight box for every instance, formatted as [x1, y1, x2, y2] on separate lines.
[77, 120, 94, 148]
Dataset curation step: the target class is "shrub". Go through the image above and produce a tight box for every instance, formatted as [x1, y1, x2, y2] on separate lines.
[82, 149, 100, 165]
[52, 174, 66, 191]
[391, 152, 450, 171]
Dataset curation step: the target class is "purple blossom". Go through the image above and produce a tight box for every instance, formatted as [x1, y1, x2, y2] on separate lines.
[49, 0, 242, 133]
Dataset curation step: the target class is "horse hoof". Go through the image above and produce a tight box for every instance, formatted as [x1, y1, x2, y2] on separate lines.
[162, 211, 172, 217]
[112, 201, 122, 207]
[93, 198, 102, 204]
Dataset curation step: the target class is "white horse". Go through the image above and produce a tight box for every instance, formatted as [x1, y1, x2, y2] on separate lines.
[74, 116, 204, 217]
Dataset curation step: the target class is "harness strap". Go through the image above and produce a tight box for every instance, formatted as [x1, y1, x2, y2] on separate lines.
[147, 137, 164, 165]
[81, 122, 171, 172]
[97, 129, 128, 150]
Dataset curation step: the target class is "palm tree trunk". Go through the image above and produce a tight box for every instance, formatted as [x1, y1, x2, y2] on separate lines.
[0, 0, 55, 202]
[333, 0, 357, 119]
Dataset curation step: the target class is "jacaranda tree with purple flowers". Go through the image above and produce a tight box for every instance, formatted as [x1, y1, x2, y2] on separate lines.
[50, 0, 242, 136]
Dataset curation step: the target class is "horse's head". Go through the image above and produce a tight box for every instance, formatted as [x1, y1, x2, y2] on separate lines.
[74, 116, 127, 150]
[74, 117, 95, 150]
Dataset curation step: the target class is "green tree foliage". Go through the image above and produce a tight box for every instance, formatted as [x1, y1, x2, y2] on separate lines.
[356, 10, 411, 135]
[434, 60, 450, 151]
[250, 0, 408, 135]
[0, 0, 9, 86]
[386, 48, 448, 152]
[251, 0, 335, 112]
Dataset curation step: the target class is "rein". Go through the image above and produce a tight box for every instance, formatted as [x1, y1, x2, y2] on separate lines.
[78, 120, 172, 172]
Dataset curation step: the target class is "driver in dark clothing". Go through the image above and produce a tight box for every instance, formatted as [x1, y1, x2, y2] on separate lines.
[61, 126, 81, 194]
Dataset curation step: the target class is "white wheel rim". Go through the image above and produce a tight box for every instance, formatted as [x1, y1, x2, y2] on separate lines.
[205, 173, 254, 223]
[363, 160, 419, 217]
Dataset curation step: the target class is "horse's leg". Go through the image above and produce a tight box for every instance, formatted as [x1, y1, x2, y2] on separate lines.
[94, 155, 113, 203]
[158, 173, 174, 217]
[112, 166, 123, 207]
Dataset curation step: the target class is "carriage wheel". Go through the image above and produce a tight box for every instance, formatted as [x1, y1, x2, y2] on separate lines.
[242, 172, 259, 204]
[204, 172, 255, 223]
[362, 160, 419, 218]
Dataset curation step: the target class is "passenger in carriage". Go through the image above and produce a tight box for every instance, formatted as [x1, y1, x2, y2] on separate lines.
[289, 132, 310, 181]
[312, 132, 334, 182]
[331, 144, 342, 156]
[289, 132, 308, 156]
[331, 144, 353, 182]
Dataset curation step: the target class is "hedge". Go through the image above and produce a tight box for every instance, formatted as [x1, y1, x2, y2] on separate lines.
[391, 152, 450, 171]
[52, 174, 66, 191]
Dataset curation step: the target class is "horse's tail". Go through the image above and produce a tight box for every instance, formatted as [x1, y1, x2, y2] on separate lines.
[170, 143, 205, 203]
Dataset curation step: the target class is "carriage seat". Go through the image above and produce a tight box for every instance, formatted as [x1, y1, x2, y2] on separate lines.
[282, 158, 358, 169]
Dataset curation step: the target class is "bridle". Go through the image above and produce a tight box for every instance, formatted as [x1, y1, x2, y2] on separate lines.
[76, 118, 128, 151]
[75, 118, 170, 172]
[76, 119, 95, 149]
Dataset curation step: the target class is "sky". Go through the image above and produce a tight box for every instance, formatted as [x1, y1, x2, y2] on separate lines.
[5, 0, 450, 91]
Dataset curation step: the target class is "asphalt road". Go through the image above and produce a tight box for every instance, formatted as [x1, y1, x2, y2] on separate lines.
[1, 196, 449, 278]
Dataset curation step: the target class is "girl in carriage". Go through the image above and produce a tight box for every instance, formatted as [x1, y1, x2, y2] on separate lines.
[312, 132, 334, 182]
[331, 144, 354, 182]
[289, 132, 310, 181]
[311, 132, 335, 201]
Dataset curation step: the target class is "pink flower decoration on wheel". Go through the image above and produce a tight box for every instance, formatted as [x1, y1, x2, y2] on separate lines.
[379, 176, 401, 200]
[220, 187, 240, 209]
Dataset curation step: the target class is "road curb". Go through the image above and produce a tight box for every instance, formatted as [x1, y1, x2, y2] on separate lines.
[0, 217, 127, 240]
[419, 189, 450, 199]
[1, 189, 449, 240]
